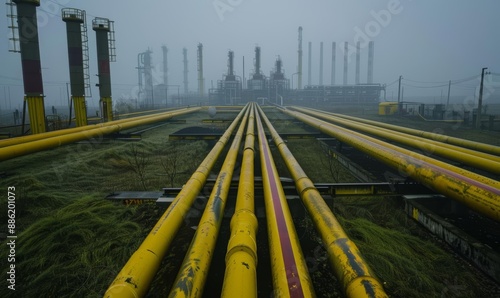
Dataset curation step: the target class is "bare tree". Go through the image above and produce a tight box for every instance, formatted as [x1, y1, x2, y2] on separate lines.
[124, 145, 150, 190]
[159, 143, 182, 188]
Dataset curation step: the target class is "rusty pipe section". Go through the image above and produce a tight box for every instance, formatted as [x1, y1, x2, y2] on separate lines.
[0, 107, 197, 149]
[290, 106, 500, 174]
[257, 105, 388, 297]
[255, 105, 315, 297]
[221, 104, 258, 298]
[308, 108, 500, 157]
[0, 107, 201, 162]
[168, 104, 250, 298]
[283, 109, 500, 222]
[104, 105, 249, 298]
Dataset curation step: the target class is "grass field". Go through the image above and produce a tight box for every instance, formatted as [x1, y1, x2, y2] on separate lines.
[1, 107, 499, 297]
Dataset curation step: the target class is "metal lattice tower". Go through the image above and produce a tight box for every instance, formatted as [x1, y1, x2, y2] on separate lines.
[197, 43, 204, 97]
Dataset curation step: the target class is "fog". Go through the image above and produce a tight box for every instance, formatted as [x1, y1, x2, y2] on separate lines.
[1, 0, 499, 112]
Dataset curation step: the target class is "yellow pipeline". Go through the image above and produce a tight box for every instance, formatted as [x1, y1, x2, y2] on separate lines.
[283, 109, 500, 222]
[255, 105, 315, 297]
[26, 95, 46, 134]
[0, 107, 195, 149]
[257, 105, 388, 297]
[169, 104, 251, 298]
[221, 104, 258, 298]
[287, 108, 500, 190]
[101, 97, 113, 122]
[0, 107, 201, 162]
[104, 105, 247, 298]
[73, 96, 88, 127]
[316, 108, 500, 156]
[291, 107, 500, 173]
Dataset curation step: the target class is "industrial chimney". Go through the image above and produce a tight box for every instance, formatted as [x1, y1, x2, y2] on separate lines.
[331, 42, 336, 85]
[355, 41, 360, 85]
[343, 42, 348, 85]
[319, 42, 324, 86]
[197, 43, 204, 97]
[183, 47, 188, 94]
[298, 26, 303, 89]
[368, 41, 374, 84]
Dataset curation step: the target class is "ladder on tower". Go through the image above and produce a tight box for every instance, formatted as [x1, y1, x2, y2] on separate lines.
[108, 21, 116, 62]
[5, 0, 20, 53]
[80, 10, 92, 97]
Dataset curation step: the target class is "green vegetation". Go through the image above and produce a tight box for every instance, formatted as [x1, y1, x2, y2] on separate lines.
[1, 109, 498, 297]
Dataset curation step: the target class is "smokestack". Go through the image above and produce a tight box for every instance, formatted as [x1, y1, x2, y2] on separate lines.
[13, 0, 46, 133]
[355, 41, 360, 85]
[183, 47, 188, 94]
[343, 42, 348, 85]
[62, 8, 89, 127]
[368, 41, 374, 84]
[319, 41, 323, 85]
[162, 46, 168, 86]
[308, 41, 312, 85]
[331, 42, 336, 85]
[197, 43, 204, 97]
[93, 17, 115, 121]
[298, 26, 303, 89]
[228, 51, 234, 77]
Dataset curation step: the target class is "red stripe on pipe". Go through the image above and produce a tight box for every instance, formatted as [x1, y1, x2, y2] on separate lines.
[258, 116, 305, 298]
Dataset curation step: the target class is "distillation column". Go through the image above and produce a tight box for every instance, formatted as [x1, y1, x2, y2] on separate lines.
[343, 42, 348, 85]
[93, 17, 115, 122]
[162, 45, 168, 105]
[355, 41, 360, 85]
[197, 43, 204, 97]
[62, 8, 88, 127]
[307, 41, 312, 86]
[13, 0, 46, 134]
[367, 41, 374, 84]
[319, 41, 324, 85]
[297, 26, 303, 90]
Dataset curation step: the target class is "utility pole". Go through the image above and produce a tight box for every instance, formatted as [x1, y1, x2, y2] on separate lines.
[476, 67, 488, 129]
[446, 80, 451, 109]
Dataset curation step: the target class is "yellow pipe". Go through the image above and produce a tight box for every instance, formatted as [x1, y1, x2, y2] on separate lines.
[287, 108, 500, 189]
[104, 106, 247, 298]
[0, 107, 202, 162]
[257, 105, 388, 297]
[73, 96, 88, 127]
[101, 97, 113, 122]
[295, 106, 500, 163]
[313, 108, 500, 156]
[291, 107, 500, 173]
[169, 104, 251, 298]
[26, 95, 46, 134]
[283, 109, 500, 222]
[255, 105, 316, 297]
[0, 107, 195, 149]
[221, 104, 258, 298]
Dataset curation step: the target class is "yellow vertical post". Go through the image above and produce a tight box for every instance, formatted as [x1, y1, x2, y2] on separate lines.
[255, 106, 315, 297]
[26, 95, 46, 134]
[221, 103, 258, 298]
[73, 96, 88, 127]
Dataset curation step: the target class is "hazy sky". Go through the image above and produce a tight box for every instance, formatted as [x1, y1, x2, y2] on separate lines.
[1, 0, 499, 109]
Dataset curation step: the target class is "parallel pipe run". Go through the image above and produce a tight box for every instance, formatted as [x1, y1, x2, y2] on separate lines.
[321, 109, 500, 157]
[290, 106, 500, 174]
[221, 104, 258, 298]
[169, 104, 250, 298]
[283, 109, 500, 222]
[0, 107, 201, 162]
[255, 105, 315, 298]
[0, 106, 198, 149]
[292, 107, 500, 164]
[104, 105, 249, 298]
[256, 105, 388, 298]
